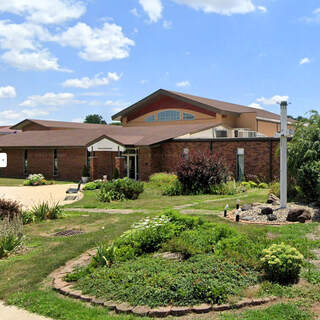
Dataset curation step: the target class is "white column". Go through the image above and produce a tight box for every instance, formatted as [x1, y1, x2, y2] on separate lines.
[280, 101, 288, 208]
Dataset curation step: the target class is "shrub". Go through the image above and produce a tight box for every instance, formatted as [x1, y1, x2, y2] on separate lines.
[258, 182, 269, 189]
[176, 151, 229, 194]
[149, 173, 178, 186]
[83, 182, 99, 190]
[161, 179, 183, 196]
[269, 182, 280, 197]
[241, 181, 251, 188]
[261, 243, 304, 283]
[29, 201, 62, 222]
[0, 198, 21, 220]
[21, 210, 35, 225]
[0, 216, 24, 258]
[23, 174, 47, 186]
[96, 178, 144, 203]
[248, 181, 258, 188]
[210, 181, 247, 195]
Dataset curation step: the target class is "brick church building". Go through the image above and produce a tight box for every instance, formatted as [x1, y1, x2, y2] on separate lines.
[0, 89, 295, 182]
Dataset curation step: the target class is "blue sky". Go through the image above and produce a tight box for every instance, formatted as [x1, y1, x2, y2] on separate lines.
[0, 0, 319, 125]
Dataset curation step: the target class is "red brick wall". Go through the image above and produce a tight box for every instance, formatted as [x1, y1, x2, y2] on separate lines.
[90, 151, 117, 180]
[28, 149, 54, 178]
[0, 149, 24, 178]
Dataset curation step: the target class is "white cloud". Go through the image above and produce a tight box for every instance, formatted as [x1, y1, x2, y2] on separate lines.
[0, 86, 16, 98]
[171, 0, 255, 15]
[20, 92, 84, 107]
[62, 72, 121, 89]
[248, 102, 263, 109]
[256, 95, 289, 106]
[0, 0, 86, 25]
[163, 20, 173, 29]
[257, 6, 267, 13]
[72, 117, 84, 123]
[0, 108, 49, 125]
[105, 100, 125, 107]
[302, 8, 320, 23]
[300, 57, 311, 65]
[140, 80, 148, 85]
[130, 8, 140, 17]
[139, 0, 163, 22]
[176, 80, 191, 88]
[54, 22, 135, 61]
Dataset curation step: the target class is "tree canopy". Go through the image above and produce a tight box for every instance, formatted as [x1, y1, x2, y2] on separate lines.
[84, 114, 107, 124]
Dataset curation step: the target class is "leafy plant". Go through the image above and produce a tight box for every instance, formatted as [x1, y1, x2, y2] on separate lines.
[23, 174, 47, 186]
[0, 198, 21, 220]
[176, 151, 229, 194]
[261, 243, 304, 284]
[149, 173, 178, 186]
[248, 181, 258, 188]
[21, 210, 35, 225]
[161, 179, 183, 196]
[29, 201, 62, 222]
[210, 180, 247, 195]
[83, 182, 99, 190]
[258, 182, 269, 189]
[269, 182, 280, 197]
[0, 216, 24, 258]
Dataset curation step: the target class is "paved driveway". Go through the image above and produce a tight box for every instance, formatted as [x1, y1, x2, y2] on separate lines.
[0, 184, 81, 209]
[0, 301, 52, 320]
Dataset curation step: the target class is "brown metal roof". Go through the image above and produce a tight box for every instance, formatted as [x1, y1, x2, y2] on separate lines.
[10, 119, 108, 130]
[111, 89, 282, 121]
[0, 123, 215, 148]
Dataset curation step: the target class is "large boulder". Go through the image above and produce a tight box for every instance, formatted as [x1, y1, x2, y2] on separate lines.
[267, 214, 277, 221]
[261, 207, 273, 215]
[267, 194, 280, 205]
[287, 208, 311, 222]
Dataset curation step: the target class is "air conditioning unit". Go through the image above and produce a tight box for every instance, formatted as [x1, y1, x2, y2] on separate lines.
[214, 129, 228, 138]
[236, 130, 257, 138]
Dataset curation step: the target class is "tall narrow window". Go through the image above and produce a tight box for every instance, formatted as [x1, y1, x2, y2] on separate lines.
[86, 150, 91, 169]
[236, 148, 245, 181]
[24, 150, 28, 176]
[53, 149, 58, 176]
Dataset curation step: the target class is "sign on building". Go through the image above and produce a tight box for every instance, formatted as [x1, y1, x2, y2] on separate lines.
[0, 153, 7, 168]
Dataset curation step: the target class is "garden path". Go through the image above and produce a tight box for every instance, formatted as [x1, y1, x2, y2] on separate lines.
[0, 184, 81, 209]
[64, 208, 149, 214]
[0, 301, 52, 320]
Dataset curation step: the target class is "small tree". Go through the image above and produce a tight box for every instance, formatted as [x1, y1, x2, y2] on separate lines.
[84, 114, 107, 124]
[176, 151, 229, 194]
[288, 111, 320, 202]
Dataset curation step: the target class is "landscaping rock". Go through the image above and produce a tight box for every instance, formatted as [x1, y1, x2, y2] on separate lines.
[104, 301, 117, 310]
[91, 298, 105, 306]
[153, 252, 184, 261]
[212, 304, 230, 311]
[241, 216, 254, 221]
[192, 304, 212, 314]
[312, 209, 320, 222]
[115, 303, 133, 314]
[79, 295, 92, 302]
[132, 306, 151, 316]
[170, 306, 191, 316]
[149, 307, 171, 318]
[267, 214, 277, 221]
[261, 207, 273, 215]
[267, 194, 280, 205]
[287, 208, 306, 222]
[298, 210, 312, 223]
[241, 204, 251, 211]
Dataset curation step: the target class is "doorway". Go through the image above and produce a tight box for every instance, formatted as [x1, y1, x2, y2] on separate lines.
[125, 153, 138, 180]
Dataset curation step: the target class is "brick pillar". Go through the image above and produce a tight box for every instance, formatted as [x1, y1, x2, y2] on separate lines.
[115, 157, 126, 178]
[89, 156, 96, 180]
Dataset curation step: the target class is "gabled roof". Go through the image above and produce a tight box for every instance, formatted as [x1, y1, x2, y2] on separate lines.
[111, 89, 283, 122]
[0, 123, 215, 148]
[10, 119, 108, 130]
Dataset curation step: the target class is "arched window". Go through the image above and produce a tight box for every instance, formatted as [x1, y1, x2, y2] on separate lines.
[145, 114, 155, 122]
[183, 112, 195, 120]
[158, 110, 180, 122]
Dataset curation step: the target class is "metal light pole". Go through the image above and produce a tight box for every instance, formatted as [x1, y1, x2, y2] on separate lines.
[280, 101, 288, 208]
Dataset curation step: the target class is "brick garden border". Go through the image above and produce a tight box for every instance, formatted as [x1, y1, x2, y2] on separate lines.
[50, 249, 277, 318]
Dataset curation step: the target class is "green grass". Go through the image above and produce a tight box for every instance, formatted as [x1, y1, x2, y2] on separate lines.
[0, 177, 75, 186]
[66, 183, 268, 210]
[1, 183, 320, 319]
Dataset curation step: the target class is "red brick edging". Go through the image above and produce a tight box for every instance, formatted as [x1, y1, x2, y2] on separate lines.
[50, 249, 277, 318]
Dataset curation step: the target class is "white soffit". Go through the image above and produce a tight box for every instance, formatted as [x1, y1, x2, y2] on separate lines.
[88, 138, 125, 152]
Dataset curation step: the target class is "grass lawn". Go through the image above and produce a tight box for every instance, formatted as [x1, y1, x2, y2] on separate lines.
[66, 183, 269, 210]
[1, 183, 320, 319]
[0, 177, 76, 186]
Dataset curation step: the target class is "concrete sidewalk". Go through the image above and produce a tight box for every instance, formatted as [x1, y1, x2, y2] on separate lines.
[0, 301, 52, 320]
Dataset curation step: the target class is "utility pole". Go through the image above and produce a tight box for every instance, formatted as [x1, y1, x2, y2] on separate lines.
[280, 101, 288, 208]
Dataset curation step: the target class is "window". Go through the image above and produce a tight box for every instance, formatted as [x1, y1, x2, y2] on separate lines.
[236, 148, 244, 181]
[215, 130, 228, 138]
[145, 114, 155, 122]
[24, 150, 28, 176]
[158, 110, 180, 122]
[183, 112, 195, 120]
[53, 149, 58, 176]
[182, 148, 189, 160]
[86, 150, 91, 169]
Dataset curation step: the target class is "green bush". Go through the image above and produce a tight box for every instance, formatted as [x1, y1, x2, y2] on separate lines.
[248, 181, 258, 188]
[149, 173, 178, 186]
[261, 243, 304, 284]
[21, 210, 35, 225]
[0, 216, 24, 258]
[269, 182, 280, 197]
[29, 201, 62, 222]
[258, 182, 269, 189]
[96, 178, 144, 203]
[210, 181, 247, 195]
[23, 174, 47, 186]
[0, 198, 21, 220]
[83, 182, 99, 190]
[161, 179, 183, 196]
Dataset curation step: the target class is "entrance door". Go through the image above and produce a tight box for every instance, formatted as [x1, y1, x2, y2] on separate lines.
[128, 155, 136, 179]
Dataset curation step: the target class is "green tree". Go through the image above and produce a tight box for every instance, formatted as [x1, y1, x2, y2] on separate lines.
[84, 114, 107, 124]
[288, 111, 320, 202]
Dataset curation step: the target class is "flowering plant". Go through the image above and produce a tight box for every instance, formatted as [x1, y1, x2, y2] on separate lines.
[23, 174, 47, 186]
